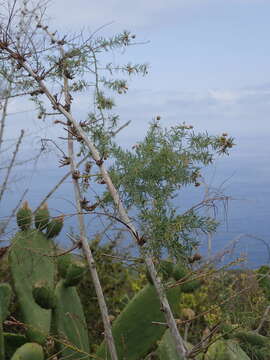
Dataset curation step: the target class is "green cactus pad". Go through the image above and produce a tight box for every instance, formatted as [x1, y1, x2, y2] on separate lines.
[53, 279, 90, 359]
[233, 331, 269, 347]
[205, 339, 250, 360]
[4, 333, 27, 359]
[57, 253, 73, 278]
[157, 329, 193, 360]
[35, 204, 50, 231]
[9, 229, 56, 344]
[0, 283, 12, 321]
[33, 281, 56, 309]
[63, 261, 86, 287]
[231, 331, 270, 359]
[0, 283, 12, 360]
[10, 342, 44, 360]
[0, 322, 3, 360]
[96, 284, 181, 360]
[16, 201, 32, 231]
[46, 216, 64, 238]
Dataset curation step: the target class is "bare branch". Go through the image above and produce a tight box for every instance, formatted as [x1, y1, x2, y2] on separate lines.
[0, 129, 24, 203]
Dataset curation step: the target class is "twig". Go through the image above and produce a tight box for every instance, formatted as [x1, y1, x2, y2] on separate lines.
[34, 154, 89, 213]
[0, 82, 12, 152]
[0, 129, 24, 203]
[0, 188, 28, 236]
[46, 24, 119, 360]
[3, 24, 188, 360]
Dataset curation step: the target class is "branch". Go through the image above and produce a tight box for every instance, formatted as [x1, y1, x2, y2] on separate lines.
[0, 188, 28, 236]
[43, 25, 119, 360]
[2, 33, 188, 360]
[0, 82, 12, 151]
[0, 129, 24, 203]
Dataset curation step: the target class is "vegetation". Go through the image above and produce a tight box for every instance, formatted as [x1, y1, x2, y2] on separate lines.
[1, 208, 270, 359]
[0, 1, 269, 359]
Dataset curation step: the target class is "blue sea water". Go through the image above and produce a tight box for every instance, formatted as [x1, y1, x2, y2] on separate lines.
[1, 135, 269, 269]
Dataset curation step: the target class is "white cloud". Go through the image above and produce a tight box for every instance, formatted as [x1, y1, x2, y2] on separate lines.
[46, 0, 208, 31]
[208, 90, 241, 104]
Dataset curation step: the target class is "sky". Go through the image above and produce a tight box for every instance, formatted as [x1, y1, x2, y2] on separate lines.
[1, 0, 270, 267]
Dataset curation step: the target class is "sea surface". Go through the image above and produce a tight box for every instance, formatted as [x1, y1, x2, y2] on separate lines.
[2, 135, 270, 269]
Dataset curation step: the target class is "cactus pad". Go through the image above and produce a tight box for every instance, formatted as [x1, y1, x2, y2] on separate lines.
[35, 203, 50, 230]
[10, 342, 44, 360]
[9, 229, 56, 344]
[96, 284, 181, 360]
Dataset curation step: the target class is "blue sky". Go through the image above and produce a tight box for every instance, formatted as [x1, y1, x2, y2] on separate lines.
[2, 0, 270, 266]
[44, 0, 270, 141]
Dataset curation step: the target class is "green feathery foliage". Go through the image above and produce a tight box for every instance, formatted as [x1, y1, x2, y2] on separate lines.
[103, 121, 234, 259]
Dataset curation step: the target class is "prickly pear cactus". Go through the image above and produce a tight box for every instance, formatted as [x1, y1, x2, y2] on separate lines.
[96, 283, 182, 360]
[0, 283, 12, 360]
[10, 342, 44, 360]
[34, 203, 50, 230]
[3, 333, 27, 359]
[204, 339, 251, 360]
[8, 203, 61, 345]
[231, 331, 270, 360]
[16, 201, 32, 231]
[52, 255, 90, 359]
[9, 230, 55, 344]
[156, 329, 193, 360]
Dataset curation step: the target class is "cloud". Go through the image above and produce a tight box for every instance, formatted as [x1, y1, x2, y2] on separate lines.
[46, 0, 208, 31]
[112, 83, 270, 145]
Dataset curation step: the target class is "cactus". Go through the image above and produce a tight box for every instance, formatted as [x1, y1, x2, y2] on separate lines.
[231, 331, 270, 360]
[32, 281, 56, 310]
[3, 333, 27, 359]
[53, 278, 90, 359]
[35, 203, 50, 230]
[3, 200, 208, 360]
[156, 329, 193, 360]
[0, 283, 12, 360]
[5, 202, 91, 359]
[96, 283, 182, 360]
[9, 228, 56, 344]
[63, 261, 87, 287]
[46, 215, 64, 238]
[10, 342, 44, 360]
[204, 339, 251, 360]
[16, 201, 32, 231]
